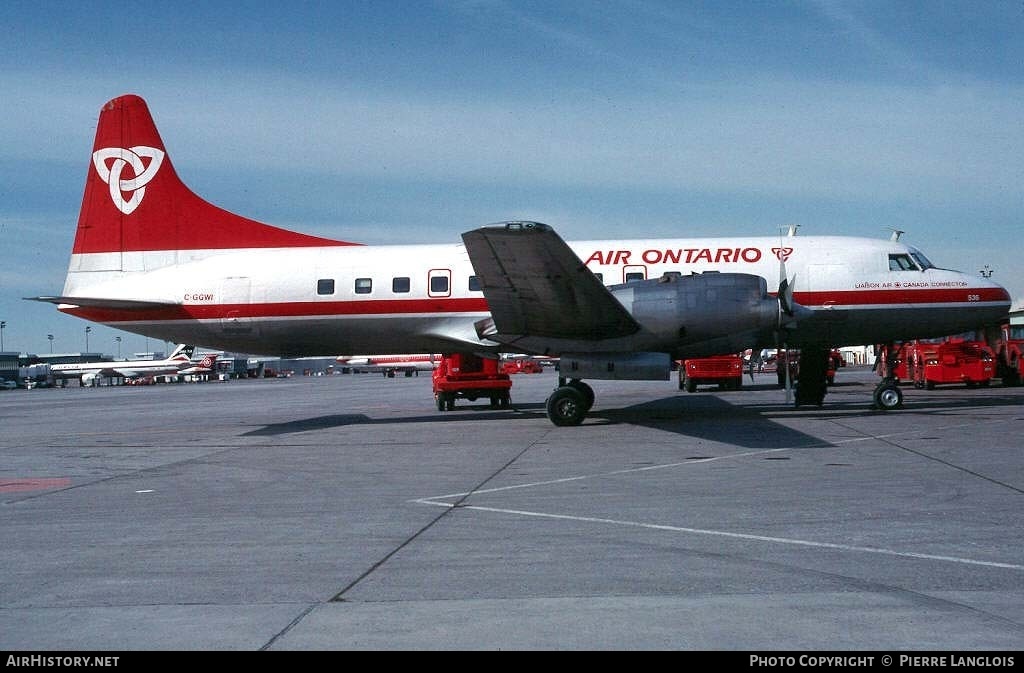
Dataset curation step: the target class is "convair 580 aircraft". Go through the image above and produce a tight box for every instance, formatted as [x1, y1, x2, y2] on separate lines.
[31, 95, 1010, 424]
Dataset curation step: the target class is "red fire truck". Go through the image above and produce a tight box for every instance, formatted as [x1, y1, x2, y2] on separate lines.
[677, 354, 744, 392]
[995, 322, 1023, 386]
[433, 353, 512, 411]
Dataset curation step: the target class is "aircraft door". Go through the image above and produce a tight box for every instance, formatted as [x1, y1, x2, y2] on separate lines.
[624, 265, 647, 283]
[219, 276, 261, 337]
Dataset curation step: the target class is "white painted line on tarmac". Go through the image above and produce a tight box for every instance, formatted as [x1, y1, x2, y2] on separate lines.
[412, 447, 795, 504]
[412, 434, 1024, 572]
[416, 499, 1024, 571]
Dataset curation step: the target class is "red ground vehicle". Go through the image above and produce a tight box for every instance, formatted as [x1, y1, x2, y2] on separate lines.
[766, 349, 801, 389]
[678, 354, 743, 392]
[502, 358, 543, 374]
[825, 349, 844, 385]
[996, 323, 1023, 386]
[433, 353, 512, 411]
[904, 333, 995, 389]
[875, 343, 911, 382]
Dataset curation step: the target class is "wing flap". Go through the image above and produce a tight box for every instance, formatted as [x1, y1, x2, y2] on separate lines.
[461, 222, 639, 343]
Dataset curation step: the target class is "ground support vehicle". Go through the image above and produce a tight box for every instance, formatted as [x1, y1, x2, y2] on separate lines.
[677, 355, 743, 392]
[826, 349, 845, 385]
[767, 349, 801, 390]
[996, 323, 1023, 386]
[433, 353, 512, 411]
[502, 359, 543, 374]
[907, 335, 994, 389]
[875, 343, 911, 383]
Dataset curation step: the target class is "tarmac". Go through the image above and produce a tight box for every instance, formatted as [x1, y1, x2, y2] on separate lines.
[1, 366, 1022, 650]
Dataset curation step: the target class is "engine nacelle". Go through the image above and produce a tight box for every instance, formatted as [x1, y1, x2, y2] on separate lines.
[559, 351, 671, 381]
[610, 272, 781, 356]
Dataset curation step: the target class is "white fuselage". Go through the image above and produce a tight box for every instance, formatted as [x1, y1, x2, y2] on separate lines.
[59, 234, 1009, 357]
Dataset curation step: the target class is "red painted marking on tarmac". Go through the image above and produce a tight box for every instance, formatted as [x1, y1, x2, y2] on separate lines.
[0, 477, 72, 493]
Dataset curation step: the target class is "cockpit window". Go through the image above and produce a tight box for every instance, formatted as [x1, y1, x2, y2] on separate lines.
[909, 251, 934, 270]
[888, 254, 918, 271]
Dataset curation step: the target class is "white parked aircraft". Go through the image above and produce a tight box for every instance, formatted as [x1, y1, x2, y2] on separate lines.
[50, 345, 217, 385]
[337, 354, 439, 376]
[30, 95, 1011, 423]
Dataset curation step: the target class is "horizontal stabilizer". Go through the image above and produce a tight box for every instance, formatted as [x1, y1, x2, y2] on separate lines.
[461, 222, 639, 343]
[25, 296, 179, 310]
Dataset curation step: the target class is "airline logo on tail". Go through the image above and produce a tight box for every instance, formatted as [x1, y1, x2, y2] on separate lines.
[91, 146, 165, 214]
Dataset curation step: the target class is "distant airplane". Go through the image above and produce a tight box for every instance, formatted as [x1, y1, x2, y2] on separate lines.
[30, 94, 1012, 423]
[336, 354, 439, 377]
[50, 345, 216, 385]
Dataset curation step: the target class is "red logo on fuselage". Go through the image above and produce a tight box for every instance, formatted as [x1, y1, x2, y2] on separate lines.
[772, 247, 794, 262]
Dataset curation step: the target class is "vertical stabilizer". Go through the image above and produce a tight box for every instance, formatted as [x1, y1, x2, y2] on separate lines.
[72, 94, 358, 264]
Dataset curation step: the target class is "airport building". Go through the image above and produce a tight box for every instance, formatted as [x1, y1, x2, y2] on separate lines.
[0, 351, 19, 384]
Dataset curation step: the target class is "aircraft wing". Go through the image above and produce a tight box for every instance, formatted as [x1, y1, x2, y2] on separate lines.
[461, 222, 640, 346]
[110, 366, 173, 377]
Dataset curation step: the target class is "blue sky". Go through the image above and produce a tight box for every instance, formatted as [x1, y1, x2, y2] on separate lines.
[1, 0, 1022, 356]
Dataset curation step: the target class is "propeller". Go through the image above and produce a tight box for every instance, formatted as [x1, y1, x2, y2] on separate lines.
[773, 228, 799, 405]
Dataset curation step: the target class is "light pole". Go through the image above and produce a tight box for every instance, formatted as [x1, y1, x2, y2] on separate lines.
[115, 336, 122, 358]
[85, 326, 92, 352]
[48, 334, 54, 353]
[0, 321, 5, 351]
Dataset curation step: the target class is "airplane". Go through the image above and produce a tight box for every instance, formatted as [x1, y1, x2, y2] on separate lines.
[49, 344, 215, 385]
[178, 351, 220, 377]
[29, 94, 1011, 423]
[337, 354, 439, 377]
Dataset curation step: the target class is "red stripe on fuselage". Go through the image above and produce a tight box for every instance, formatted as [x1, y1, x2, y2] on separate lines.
[58, 287, 1008, 325]
[794, 287, 1009, 306]
[60, 297, 492, 323]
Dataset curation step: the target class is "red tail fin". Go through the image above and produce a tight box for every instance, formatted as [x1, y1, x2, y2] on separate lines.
[74, 94, 359, 255]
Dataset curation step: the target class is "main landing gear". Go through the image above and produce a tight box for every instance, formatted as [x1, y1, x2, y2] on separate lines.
[793, 347, 829, 408]
[546, 378, 595, 426]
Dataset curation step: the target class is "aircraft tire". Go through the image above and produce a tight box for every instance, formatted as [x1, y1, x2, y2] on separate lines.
[873, 383, 903, 410]
[567, 380, 595, 411]
[546, 387, 587, 426]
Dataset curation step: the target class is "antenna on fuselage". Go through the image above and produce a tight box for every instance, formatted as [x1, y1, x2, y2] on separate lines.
[887, 228, 905, 241]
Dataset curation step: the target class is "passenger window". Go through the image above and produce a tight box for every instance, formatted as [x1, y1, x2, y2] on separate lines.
[468, 276, 482, 292]
[355, 278, 372, 294]
[430, 275, 450, 294]
[392, 277, 410, 293]
[317, 279, 335, 295]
